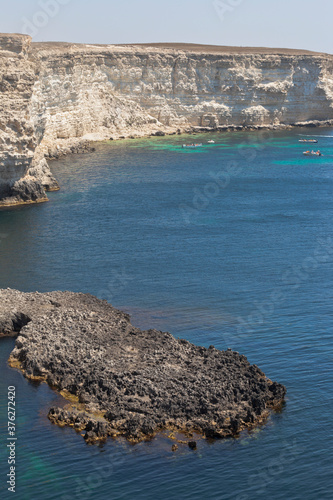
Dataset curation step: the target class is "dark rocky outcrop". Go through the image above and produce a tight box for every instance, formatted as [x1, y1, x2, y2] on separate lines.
[0, 289, 286, 445]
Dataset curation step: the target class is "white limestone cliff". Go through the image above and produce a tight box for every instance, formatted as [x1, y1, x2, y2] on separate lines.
[0, 35, 333, 206]
[0, 34, 58, 206]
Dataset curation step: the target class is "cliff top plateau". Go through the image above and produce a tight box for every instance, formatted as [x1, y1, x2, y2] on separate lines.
[31, 39, 333, 57]
[1, 34, 332, 56]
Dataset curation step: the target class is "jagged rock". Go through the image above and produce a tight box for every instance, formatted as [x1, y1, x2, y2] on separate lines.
[1, 289, 286, 445]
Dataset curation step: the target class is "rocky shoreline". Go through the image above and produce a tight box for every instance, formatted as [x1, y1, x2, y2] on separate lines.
[1, 120, 332, 209]
[1, 289, 286, 446]
[46, 118, 333, 158]
[26, 119, 333, 198]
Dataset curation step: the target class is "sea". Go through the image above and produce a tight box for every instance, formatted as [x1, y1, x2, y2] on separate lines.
[0, 128, 333, 500]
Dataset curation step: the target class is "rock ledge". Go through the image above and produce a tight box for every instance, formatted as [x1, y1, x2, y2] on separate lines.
[0, 289, 286, 444]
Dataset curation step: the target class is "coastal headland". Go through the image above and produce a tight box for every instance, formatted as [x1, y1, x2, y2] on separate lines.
[0, 33, 333, 207]
[1, 289, 286, 446]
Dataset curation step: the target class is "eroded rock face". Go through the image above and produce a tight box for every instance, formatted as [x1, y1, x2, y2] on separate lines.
[1, 289, 286, 444]
[0, 34, 58, 206]
[31, 42, 333, 144]
[1, 36, 333, 206]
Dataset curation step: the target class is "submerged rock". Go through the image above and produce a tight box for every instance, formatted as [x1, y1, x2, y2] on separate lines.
[0, 289, 286, 444]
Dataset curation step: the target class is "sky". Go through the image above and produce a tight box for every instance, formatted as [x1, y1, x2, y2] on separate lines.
[1, 0, 332, 54]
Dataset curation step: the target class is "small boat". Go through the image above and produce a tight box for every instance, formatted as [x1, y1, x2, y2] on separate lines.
[182, 143, 203, 148]
[299, 139, 318, 143]
[208, 140, 215, 144]
[303, 150, 322, 156]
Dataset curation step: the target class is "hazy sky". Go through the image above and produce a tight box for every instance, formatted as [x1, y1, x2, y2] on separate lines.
[2, 0, 332, 54]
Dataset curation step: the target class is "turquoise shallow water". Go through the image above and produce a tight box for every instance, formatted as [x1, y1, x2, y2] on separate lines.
[0, 128, 333, 499]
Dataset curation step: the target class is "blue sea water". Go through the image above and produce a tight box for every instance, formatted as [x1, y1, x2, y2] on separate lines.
[0, 128, 333, 499]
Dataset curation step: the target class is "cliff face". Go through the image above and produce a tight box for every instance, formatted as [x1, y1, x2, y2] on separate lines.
[33, 42, 333, 144]
[1, 35, 333, 206]
[0, 34, 58, 206]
